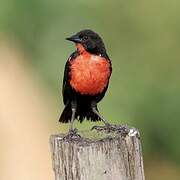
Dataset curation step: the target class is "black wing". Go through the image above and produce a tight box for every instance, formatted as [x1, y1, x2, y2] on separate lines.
[62, 51, 78, 105]
[95, 52, 112, 102]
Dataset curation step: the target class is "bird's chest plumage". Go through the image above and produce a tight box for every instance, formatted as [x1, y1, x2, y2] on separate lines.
[69, 53, 111, 95]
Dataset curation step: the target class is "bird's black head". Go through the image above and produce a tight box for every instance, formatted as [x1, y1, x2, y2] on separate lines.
[66, 29, 106, 55]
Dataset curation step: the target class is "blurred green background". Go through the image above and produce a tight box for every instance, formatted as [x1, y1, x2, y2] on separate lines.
[0, 0, 180, 179]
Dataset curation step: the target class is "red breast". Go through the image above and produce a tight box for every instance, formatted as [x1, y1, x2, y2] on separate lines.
[69, 46, 111, 95]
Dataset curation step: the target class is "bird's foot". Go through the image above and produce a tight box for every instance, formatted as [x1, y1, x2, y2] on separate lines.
[91, 124, 130, 135]
[91, 125, 106, 131]
[63, 128, 81, 140]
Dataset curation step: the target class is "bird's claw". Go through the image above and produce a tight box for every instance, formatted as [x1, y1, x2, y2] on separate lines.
[91, 125, 106, 131]
[91, 124, 130, 134]
[63, 128, 81, 140]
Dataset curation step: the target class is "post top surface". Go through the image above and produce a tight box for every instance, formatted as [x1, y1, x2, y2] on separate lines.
[50, 125, 140, 145]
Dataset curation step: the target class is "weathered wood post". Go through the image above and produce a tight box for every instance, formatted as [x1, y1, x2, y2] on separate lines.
[49, 125, 145, 180]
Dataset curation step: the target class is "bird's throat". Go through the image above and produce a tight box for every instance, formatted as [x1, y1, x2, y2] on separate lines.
[76, 43, 86, 54]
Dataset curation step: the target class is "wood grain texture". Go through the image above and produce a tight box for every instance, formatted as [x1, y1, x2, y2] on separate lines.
[50, 126, 145, 180]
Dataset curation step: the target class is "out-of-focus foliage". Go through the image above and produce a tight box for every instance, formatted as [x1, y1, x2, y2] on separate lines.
[0, 0, 180, 177]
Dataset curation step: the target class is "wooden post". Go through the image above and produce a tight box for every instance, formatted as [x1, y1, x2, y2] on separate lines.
[49, 125, 145, 180]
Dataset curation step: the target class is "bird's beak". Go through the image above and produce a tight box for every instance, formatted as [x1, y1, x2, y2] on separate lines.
[66, 34, 82, 43]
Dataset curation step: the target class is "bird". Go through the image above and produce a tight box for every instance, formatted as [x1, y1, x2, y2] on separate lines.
[59, 29, 112, 133]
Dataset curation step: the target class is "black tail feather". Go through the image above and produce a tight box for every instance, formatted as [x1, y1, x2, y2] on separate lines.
[77, 105, 101, 123]
[59, 103, 71, 123]
[59, 103, 101, 123]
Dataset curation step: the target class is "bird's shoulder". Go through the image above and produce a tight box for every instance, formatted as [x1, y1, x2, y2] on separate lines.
[63, 51, 79, 78]
[62, 51, 78, 105]
[101, 52, 112, 74]
[68, 51, 79, 62]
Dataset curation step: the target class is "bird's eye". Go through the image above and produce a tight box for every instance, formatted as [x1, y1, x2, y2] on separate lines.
[82, 36, 88, 41]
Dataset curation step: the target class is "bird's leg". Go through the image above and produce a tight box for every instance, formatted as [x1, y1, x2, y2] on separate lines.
[68, 101, 77, 135]
[91, 101, 113, 132]
[64, 101, 81, 140]
[92, 107, 110, 127]
[91, 102, 127, 133]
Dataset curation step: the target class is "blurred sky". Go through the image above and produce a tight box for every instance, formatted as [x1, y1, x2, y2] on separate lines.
[0, 0, 180, 179]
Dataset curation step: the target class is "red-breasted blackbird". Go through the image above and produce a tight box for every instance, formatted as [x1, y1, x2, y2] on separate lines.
[59, 29, 112, 132]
